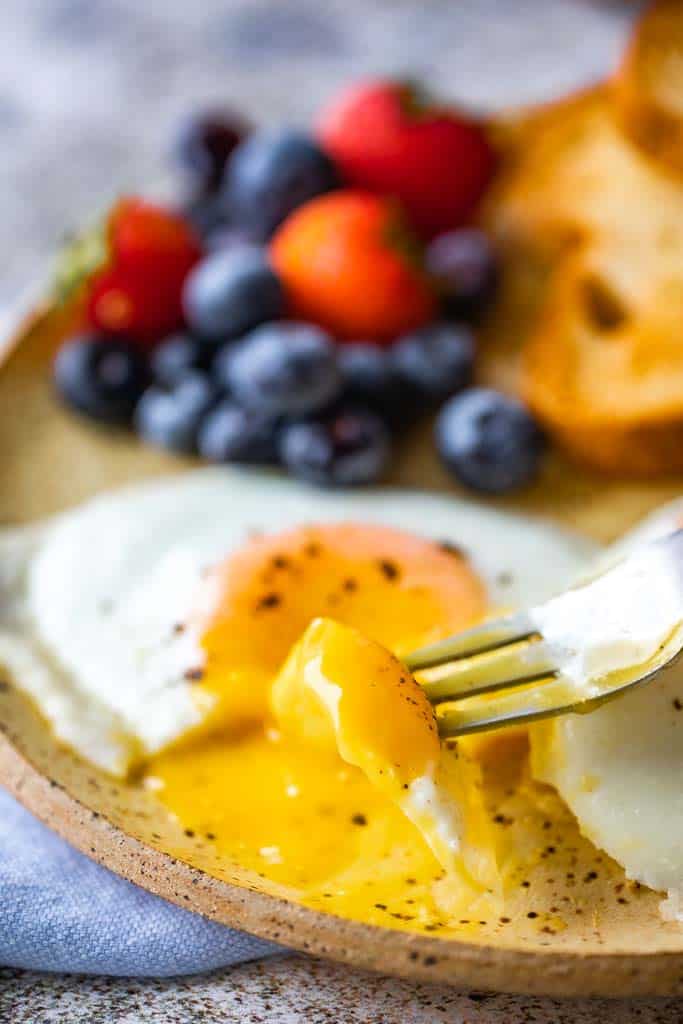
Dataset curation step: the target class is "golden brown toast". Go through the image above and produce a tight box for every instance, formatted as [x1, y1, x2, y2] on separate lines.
[484, 88, 610, 260]
[482, 75, 683, 476]
[524, 248, 683, 475]
[614, 0, 683, 180]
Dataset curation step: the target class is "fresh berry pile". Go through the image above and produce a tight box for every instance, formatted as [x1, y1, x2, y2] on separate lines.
[52, 79, 545, 494]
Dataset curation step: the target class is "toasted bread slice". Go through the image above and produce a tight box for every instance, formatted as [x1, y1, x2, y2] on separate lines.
[485, 86, 683, 259]
[483, 85, 683, 476]
[524, 248, 683, 475]
[483, 87, 610, 260]
[614, 0, 683, 179]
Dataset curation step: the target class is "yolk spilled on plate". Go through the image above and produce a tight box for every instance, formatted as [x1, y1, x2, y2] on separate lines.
[147, 523, 503, 930]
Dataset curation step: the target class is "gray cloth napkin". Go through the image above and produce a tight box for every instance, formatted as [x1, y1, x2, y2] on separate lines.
[0, 786, 279, 975]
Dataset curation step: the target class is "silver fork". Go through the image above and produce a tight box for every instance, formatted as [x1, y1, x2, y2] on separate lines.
[404, 529, 683, 739]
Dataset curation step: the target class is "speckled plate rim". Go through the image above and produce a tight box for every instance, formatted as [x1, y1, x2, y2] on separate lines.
[3, 303, 683, 998]
[6, 721, 683, 999]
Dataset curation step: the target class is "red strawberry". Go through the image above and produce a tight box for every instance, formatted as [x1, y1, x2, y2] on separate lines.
[109, 197, 202, 282]
[271, 191, 436, 345]
[82, 198, 202, 345]
[317, 80, 496, 239]
[87, 267, 185, 344]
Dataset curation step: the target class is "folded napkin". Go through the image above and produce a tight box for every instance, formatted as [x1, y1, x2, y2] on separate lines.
[0, 786, 280, 975]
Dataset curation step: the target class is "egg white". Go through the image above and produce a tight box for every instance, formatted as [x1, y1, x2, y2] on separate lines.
[531, 499, 683, 920]
[0, 468, 594, 776]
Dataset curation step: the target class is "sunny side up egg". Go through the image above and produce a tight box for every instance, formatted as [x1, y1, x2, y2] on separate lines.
[0, 468, 593, 929]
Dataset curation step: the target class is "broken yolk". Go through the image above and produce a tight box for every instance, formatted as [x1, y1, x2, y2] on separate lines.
[148, 523, 499, 931]
[272, 617, 501, 907]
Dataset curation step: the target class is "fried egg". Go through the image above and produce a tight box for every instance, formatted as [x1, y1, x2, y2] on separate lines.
[5, 468, 683, 928]
[0, 468, 593, 924]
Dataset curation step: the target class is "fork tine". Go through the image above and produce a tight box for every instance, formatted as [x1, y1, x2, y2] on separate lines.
[436, 625, 683, 738]
[404, 611, 537, 672]
[411, 534, 683, 740]
[436, 676, 579, 737]
[420, 637, 557, 703]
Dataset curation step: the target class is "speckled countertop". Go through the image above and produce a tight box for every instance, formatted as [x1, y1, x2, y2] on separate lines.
[5, 1, 676, 1021]
[3, 955, 683, 1024]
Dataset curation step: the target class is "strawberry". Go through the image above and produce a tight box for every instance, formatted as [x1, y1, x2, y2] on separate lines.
[317, 80, 496, 239]
[86, 266, 187, 342]
[57, 197, 202, 346]
[109, 197, 202, 283]
[270, 191, 436, 345]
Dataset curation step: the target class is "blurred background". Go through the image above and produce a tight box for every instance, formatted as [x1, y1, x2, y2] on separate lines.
[2, 0, 640, 308]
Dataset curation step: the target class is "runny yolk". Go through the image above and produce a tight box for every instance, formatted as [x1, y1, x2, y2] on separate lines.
[271, 617, 501, 907]
[148, 522, 497, 931]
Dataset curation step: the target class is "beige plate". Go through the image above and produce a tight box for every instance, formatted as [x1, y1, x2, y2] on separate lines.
[4, 301, 683, 997]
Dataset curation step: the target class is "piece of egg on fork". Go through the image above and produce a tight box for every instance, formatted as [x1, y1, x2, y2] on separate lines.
[271, 617, 501, 903]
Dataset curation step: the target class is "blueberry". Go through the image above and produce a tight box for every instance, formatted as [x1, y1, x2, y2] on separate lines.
[211, 342, 238, 393]
[150, 333, 213, 387]
[435, 388, 546, 495]
[338, 343, 409, 428]
[391, 323, 474, 406]
[183, 248, 284, 342]
[198, 400, 279, 465]
[53, 334, 148, 426]
[203, 224, 261, 254]
[173, 109, 247, 195]
[181, 192, 226, 240]
[426, 229, 499, 320]
[226, 322, 342, 418]
[223, 130, 339, 240]
[279, 407, 391, 487]
[135, 371, 219, 454]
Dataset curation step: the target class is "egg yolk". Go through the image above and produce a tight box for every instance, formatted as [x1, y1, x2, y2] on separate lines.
[148, 522, 498, 930]
[195, 522, 487, 732]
